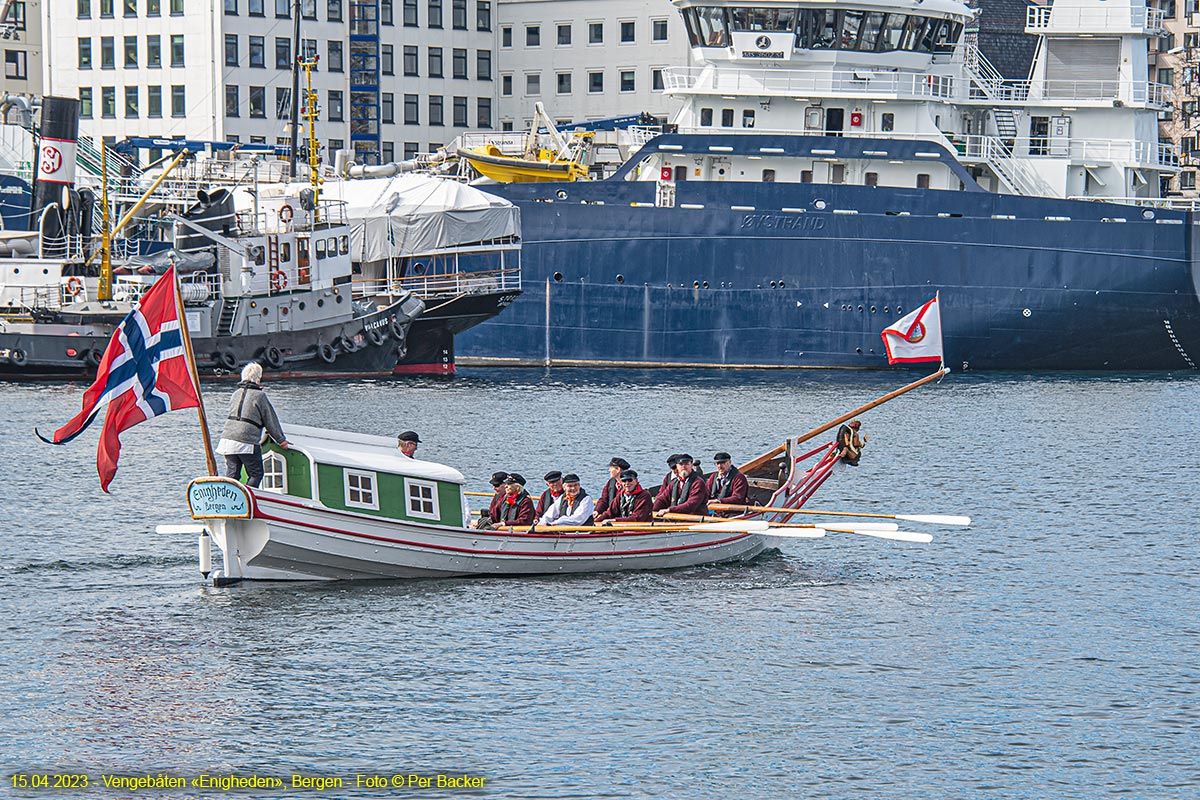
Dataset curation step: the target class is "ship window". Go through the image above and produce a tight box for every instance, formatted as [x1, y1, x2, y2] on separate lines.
[721, 108, 734, 127]
[340, 235, 349, 254]
[405, 478, 441, 520]
[879, 14, 905, 51]
[297, 238, 309, 268]
[865, 171, 878, 186]
[801, 169, 813, 183]
[729, 7, 795, 32]
[700, 107, 713, 126]
[742, 109, 755, 128]
[762, 169, 775, 182]
[840, 10, 864, 49]
[858, 12, 886, 50]
[917, 173, 931, 189]
[920, 19, 946, 53]
[344, 469, 378, 510]
[688, 6, 729, 47]
[798, 9, 840, 50]
[899, 16, 926, 51]
[316, 238, 327, 259]
[831, 164, 845, 184]
[280, 242, 291, 261]
[881, 112, 894, 132]
[262, 452, 287, 492]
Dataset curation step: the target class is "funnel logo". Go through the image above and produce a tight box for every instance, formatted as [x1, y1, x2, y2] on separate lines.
[40, 146, 62, 176]
[36, 138, 77, 184]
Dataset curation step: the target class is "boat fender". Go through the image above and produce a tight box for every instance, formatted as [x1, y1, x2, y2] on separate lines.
[65, 276, 84, 297]
[336, 334, 355, 353]
[389, 316, 406, 341]
[10, 348, 27, 367]
[198, 530, 212, 578]
[263, 345, 284, 369]
[270, 270, 288, 292]
[278, 204, 294, 223]
[317, 342, 337, 363]
[366, 326, 386, 347]
[84, 348, 103, 367]
[217, 350, 238, 370]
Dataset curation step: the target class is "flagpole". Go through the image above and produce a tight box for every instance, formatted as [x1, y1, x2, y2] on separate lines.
[173, 267, 218, 477]
[936, 289, 945, 372]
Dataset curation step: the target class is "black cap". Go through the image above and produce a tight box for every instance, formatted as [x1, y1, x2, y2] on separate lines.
[505, 473, 526, 486]
[714, 452, 731, 463]
[563, 473, 580, 483]
[397, 430, 421, 443]
[667, 454, 681, 467]
[609, 457, 631, 470]
[677, 454, 693, 464]
[543, 470, 563, 482]
[489, 471, 508, 487]
[619, 469, 638, 481]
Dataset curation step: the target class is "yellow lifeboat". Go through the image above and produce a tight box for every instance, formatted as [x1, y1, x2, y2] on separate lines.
[461, 142, 590, 183]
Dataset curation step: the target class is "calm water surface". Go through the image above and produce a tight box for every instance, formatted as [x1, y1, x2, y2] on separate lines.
[0, 369, 1197, 799]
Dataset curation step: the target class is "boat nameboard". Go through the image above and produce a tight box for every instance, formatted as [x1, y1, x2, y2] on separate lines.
[188, 478, 253, 519]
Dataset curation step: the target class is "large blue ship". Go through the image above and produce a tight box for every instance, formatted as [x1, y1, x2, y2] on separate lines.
[456, 0, 1200, 370]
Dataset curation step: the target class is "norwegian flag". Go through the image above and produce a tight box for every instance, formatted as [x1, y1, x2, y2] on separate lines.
[38, 267, 200, 492]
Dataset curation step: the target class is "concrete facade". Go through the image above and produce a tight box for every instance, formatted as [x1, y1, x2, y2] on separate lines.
[1151, 0, 1200, 195]
[2, 0, 43, 100]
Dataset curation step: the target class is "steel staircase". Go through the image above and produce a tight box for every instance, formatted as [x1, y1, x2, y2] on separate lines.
[217, 299, 239, 336]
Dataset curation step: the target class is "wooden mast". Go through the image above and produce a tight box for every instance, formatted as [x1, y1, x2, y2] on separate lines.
[173, 267, 218, 476]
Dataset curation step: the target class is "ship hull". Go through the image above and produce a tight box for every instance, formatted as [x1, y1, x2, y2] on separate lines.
[458, 179, 1200, 371]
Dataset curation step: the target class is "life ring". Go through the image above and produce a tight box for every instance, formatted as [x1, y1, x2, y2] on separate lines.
[217, 350, 237, 370]
[263, 346, 284, 369]
[366, 326, 386, 347]
[10, 348, 27, 366]
[336, 334, 355, 353]
[65, 276, 84, 297]
[84, 348, 103, 367]
[270, 270, 288, 292]
[278, 204, 294, 223]
[389, 317, 406, 341]
[317, 342, 337, 364]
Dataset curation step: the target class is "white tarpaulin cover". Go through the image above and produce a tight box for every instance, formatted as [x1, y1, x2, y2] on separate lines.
[326, 175, 520, 262]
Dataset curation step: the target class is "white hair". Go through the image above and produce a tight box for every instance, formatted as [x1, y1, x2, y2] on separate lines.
[241, 362, 263, 383]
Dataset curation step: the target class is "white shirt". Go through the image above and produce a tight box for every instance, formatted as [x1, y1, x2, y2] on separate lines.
[216, 438, 256, 456]
[539, 493, 595, 526]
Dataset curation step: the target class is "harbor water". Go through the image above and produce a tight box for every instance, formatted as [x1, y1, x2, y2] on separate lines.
[1, 369, 1197, 798]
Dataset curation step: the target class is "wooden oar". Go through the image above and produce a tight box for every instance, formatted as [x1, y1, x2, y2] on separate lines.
[660, 512, 925, 542]
[709, 502, 970, 527]
[465, 490, 493, 497]
[504, 519, 770, 535]
[658, 512, 898, 533]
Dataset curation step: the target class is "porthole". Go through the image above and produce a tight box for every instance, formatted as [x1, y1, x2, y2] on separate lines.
[770, 280, 777, 288]
[553, 271, 563, 282]
[42, 268, 49, 275]
[702, 281, 710, 288]
[1142, 209, 1155, 220]
[298, 302, 306, 310]
[261, 307, 269, 316]
[317, 299, 324, 307]
[693, 281, 700, 288]
[779, 280, 786, 288]
[896, 306, 903, 313]
[870, 305, 876, 313]
[855, 347, 863, 354]
[857, 305, 864, 312]
[556, 190, 568, 200]
[814, 199, 827, 210]
[336, 294, 344, 303]
[413, 262, 426, 275]
[884, 306, 889, 313]
[616, 274, 624, 283]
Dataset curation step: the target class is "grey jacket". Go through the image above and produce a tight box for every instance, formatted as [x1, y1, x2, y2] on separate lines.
[220, 381, 286, 446]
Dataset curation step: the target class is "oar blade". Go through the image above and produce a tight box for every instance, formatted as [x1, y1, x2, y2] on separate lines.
[688, 520, 771, 533]
[762, 528, 826, 539]
[828, 521, 899, 532]
[897, 514, 971, 526]
[823, 526, 932, 543]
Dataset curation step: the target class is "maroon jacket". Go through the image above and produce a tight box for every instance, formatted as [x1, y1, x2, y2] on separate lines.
[706, 468, 749, 510]
[536, 489, 563, 517]
[601, 486, 653, 523]
[653, 472, 709, 516]
[487, 490, 505, 522]
[496, 491, 536, 526]
[594, 477, 620, 518]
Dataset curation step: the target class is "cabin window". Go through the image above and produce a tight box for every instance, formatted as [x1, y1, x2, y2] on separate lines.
[721, 108, 734, 127]
[297, 239, 309, 268]
[881, 112, 894, 132]
[742, 109, 755, 128]
[831, 164, 845, 184]
[700, 107, 713, 126]
[762, 169, 775, 182]
[405, 477, 440, 520]
[801, 169, 813, 183]
[865, 172, 878, 187]
[345, 469, 378, 510]
[685, 6, 729, 47]
[340, 235, 349, 254]
[280, 242, 291, 261]
[262, 452, 287, 492]
[917, 173, 931, 189]
[316, 238, 327, 259]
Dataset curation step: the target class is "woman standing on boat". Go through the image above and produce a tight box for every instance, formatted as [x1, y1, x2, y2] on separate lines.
[216, 362, 290, 487]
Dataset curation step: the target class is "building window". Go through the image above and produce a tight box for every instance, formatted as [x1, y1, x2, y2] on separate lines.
[526, 73, 540, 95]
[404, 93, 418, 124]
[249, 85, 265, 117]
[327, 0, 342, 21]
[477, 97, 491, 128]
[276, 37, 290, 69]
[78, 39, 92, 70]
[225, 34, 238, 66]
[79, 88, 93, 117]
[170, 0, 183, 13]
[558, 23, 571, 45]
[328, 40, 343, 71]
[276, 87, 290, 118]
[428, 47, 442, 77]
[78, 0, 91, 18]
[148, 85, 162, 117]
[249, 36, 265, 67]
[380, 0, 392, 24]
[402, 0, 416, 25]
[453, 48, 467, 79]
[557, 72, 571, 94]
[262, 453, 287, 492]
[226, 85, 239, 116]
[589, 21, 603, 44]
[427, 0, 440, 27]
[273, 0, 286, 14]
[328, 89, 343, 120]
[404, 141, 419, 159]
[302, 38, 317, 61]
[429, 95, 443, 125]
[147, 35, 161, 67]
[101, 37, 114, 69]
[1181, 171, 1196, 189]
[301, 0, 315, 19]
[123, 86, 138, 117]
[381, 92, 394, 123]
[381, 44, 393, 75]
[125, 0, 137, 15]
[476, 50, 491, 80]
[453, 95, 467, 126]
[501, 25, 511, 47]
[452, 0, 466, 28]
[170, 34, 184, 66]
[101, 86, 115, 117]
[403, 45, 417, 76]
[124, 35, 138, 68]
[171, 84, 185, 116]
[1158, 68, 1174, 86]
[526, 25, 540, 46]
[330, 137, 344, 152]
[405, 478, 440, 519]
[248, 0, 262, 15]
[620, 70, 635, 92]
[344, 470, 378, 510]
[652, 68, 664, 91]
[100, 0, 113, 15]
[620, 20, 635, 43]
[3, 0, 25, 29]
[652, 18, 668, 41]
[476, 0, 490, 31]
[501, 74, 512, 96]
[588, 71, 603, 93]
[224, 0, 237, 14]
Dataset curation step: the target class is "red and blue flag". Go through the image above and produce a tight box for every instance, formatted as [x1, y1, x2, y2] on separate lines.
[38, 267, 200, 491]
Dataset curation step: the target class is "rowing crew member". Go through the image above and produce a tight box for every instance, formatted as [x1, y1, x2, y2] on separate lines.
[706, 452, 749, 514]
[471, 470, 510, 529]
[594, 457, 631, 520]
[598, 470, 653, 525]
[495, 473, 536, 527]
[536, 470, 565, 517]
[837, 420, 868, 467]
[653, 454, 709, 517]
[539, 474, 595, 526]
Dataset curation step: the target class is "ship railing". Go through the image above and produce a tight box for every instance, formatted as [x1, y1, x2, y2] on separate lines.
[1067, 195, 1200, 211]
[959, 136, 1058, 197]
[353, 264, 521, 300]
[959, 136, 1179, 169]
[3, 285, 62, 315]
[958, 41, 1009, 103]
[1026, 5, 1166, 34]
[965, 79, 1170, 107]
[662, 66, 956, 101]
[627, 126, 664, 148]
